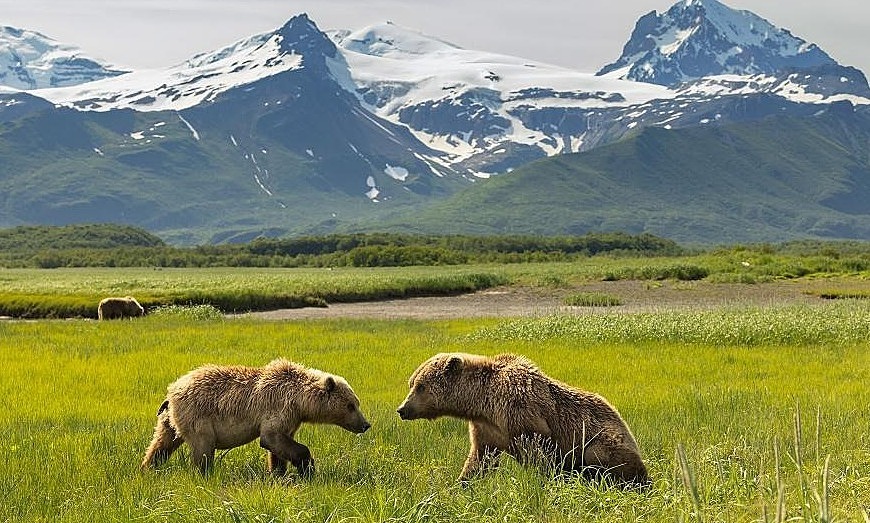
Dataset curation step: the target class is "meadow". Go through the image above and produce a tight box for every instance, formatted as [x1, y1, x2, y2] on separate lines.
[1, 257, 869, 522]
[0, 266, 508, 318]
[2, 242, 870, 319]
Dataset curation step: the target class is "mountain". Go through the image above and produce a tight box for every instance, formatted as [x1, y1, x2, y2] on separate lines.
[0, 25, 126, 89]
[599, 0, 830, 83]
[0, 15, 468, 244]
[1, 2, 870, 244]
[330, 22, 670, 175]
[390, 105, 870, 243]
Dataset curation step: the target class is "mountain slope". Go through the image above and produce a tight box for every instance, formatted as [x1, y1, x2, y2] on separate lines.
[392, 106, 870, 243]
[1, 25, 126, 89]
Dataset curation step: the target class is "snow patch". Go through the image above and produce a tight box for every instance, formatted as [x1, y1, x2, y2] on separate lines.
[178, 113, 200, 141]
[384, 164, 409, 181]
[365, 175, 380, 200]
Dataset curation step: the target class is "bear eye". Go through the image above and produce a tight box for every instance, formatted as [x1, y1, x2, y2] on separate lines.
[347, 402, 356, 413]
[414, 383, 425, 394]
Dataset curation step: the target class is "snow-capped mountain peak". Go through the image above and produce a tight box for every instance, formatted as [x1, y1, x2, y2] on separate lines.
[0, 25, 127, 89]
[333, 22, 460, 58]
[597, 0, 836, 86]
[332, 20, 670, 166]
[33, 15, 341, 112]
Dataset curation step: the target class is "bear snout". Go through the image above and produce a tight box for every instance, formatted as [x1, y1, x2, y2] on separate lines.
[347, 420, 371, 434]
[343, 414, 372, 434]
[396, 403, 416, 420]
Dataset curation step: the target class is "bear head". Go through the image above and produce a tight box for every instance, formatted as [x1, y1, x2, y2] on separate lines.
[397, 352, 484, 421]
[310, 373, 371, 434]
[124, 297, 145, 316]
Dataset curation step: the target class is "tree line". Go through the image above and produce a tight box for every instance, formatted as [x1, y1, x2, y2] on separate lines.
[0, 225, 684, 268]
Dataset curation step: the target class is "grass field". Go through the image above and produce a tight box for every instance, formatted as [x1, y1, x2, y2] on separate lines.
[0, 266, 508, 318]
[1, 246, 870, 319]
[2, 289, 869, 522]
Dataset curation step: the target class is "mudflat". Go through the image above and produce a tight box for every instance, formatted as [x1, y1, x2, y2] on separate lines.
[240, 279, 841, 320]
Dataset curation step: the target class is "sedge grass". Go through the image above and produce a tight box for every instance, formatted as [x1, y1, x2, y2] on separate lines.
[0, 303, 868, 522]
[562, 292, 623, 307]
[0, 267, 508, 318]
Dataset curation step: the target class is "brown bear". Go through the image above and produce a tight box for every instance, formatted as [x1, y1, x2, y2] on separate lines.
[141, 358, 370, 476]
[97, 296, 145, 320]
[396, 352, 648, 486]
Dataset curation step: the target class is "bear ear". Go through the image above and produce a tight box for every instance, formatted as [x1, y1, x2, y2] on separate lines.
[324, 376, 336, 393]
[445, 356, 463, 374]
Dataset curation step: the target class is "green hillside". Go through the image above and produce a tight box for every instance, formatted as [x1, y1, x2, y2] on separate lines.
[0, 108, 452, 245]
[392, 108, 870, 244]
[0, 223, 164, 251]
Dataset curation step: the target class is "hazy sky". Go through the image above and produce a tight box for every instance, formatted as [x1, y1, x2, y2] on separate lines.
[2, 0, 867, 76]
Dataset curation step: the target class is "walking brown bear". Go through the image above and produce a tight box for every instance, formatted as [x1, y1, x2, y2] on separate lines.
[396, 352, 648, 486]
[142, 358, 371, 476]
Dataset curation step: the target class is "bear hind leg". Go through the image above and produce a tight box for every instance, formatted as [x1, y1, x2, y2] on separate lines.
[188, 442, 216, 475]
[141, 411, 184, 470]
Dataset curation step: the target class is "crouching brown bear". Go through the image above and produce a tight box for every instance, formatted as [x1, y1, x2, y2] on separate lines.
[98, 296, 145, 320]
[397, 353, 648, 486]
[141, 358, 371, 477]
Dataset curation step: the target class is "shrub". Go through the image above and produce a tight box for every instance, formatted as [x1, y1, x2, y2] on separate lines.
[603, 264, 709, 282]
[147, 304, 224, 321]
[562, 292, 623, 307]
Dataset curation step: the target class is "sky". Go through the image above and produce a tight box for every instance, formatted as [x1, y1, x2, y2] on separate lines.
[1, 0, 867, 76]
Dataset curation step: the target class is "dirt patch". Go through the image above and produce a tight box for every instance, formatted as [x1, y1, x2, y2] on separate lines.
[239, 280, 834, 321]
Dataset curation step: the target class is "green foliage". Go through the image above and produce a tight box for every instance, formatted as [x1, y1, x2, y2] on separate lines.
[0, 229, 683, 268]
[816, 289, 870, 300]
[471, 300, 870, 347]
[0, 306, 868, 521]
[2, 237, 870, 319]
[147, 304, 224, 321]
[0, 292, 105, 319]
[562, 292, 623, 307]
[603, 263, 709, 281]
[0, 223, 164, 251]
[0, 267, 508, 318]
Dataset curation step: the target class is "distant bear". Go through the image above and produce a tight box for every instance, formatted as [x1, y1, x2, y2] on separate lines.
[397, 352, 648, 486]
[97, 296, 144, 320]
[141, 358, 371, 476]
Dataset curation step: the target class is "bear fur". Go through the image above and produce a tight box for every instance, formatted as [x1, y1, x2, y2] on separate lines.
[141, 358, 370, 476]
[396, 352, 648, 486]
[97, 296, 144, 320]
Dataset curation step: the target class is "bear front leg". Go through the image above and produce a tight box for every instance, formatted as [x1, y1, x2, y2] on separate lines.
[585, 441, 649, 487]
[267, 452, 288, 476]
[459, 422, 503, 484]
[286, 440, 314, 479]
[260, 432, 315, 479]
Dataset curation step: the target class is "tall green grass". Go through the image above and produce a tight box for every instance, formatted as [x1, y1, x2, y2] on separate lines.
[471, 300, 870, 346]
[0, 267, 507, 318]
[2, 249, 870, 318]
[1, 302, 868, 522]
